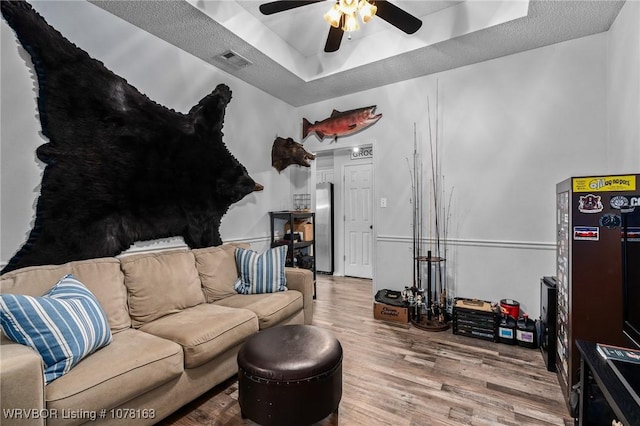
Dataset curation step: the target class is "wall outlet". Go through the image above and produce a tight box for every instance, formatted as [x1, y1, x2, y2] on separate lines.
[380, 197, 387, 208]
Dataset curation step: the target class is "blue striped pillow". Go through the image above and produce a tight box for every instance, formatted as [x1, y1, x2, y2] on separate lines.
[0, 274, 112, 384]
[234, 246, 288, 294]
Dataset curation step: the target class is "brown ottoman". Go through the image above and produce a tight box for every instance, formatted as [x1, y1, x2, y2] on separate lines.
[237, 325, 343, 425]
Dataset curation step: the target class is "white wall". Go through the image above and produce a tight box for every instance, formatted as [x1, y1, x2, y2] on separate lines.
[300, 0, 640, 317]
[607, 0, 640, 171]
[0, 1, 298, 264]
[300, 33, 610, 317]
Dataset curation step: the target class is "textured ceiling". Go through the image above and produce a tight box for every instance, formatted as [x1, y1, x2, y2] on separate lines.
[90, 0, 625, 107]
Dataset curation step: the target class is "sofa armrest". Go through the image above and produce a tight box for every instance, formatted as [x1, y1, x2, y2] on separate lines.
[284, 268, 314, 325]
[0, 336, 46, 425]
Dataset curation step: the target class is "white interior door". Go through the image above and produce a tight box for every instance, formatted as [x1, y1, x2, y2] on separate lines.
[344, 163, 373, 278]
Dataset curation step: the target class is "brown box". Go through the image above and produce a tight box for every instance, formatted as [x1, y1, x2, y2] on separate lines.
[299, 223, 313, 241]
[285, 221, 314, 241]
[373, 302, 408, 323]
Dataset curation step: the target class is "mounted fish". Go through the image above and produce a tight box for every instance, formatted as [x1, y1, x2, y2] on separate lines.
[271, 137, 316, 173]
[302, 106, 382, 142]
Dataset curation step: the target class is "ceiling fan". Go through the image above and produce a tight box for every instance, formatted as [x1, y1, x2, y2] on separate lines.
[259, 1, 422, 53]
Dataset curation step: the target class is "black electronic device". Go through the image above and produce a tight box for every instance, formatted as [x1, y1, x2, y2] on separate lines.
[608, 359, 640, 406]
[540, 276, 557, 372]
[576, 340, 640, 426]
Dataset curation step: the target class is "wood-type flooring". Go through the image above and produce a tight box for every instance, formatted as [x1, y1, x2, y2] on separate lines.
[160, 275, 573, 426]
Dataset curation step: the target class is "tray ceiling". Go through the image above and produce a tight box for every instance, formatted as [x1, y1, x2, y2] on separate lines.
[91, 0, 625, 107]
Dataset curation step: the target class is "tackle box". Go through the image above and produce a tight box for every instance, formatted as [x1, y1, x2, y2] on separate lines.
[452, 297, 499, 342]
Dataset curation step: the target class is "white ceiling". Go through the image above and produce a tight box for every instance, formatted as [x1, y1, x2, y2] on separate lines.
[90, 0, 625, 107]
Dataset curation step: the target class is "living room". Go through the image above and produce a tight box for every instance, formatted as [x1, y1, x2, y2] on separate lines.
[1, 1, 639, 425]
[3, 0, 639, 314]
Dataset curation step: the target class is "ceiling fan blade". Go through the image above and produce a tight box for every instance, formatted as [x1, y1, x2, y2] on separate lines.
[375, 1, 422, 34]
[259, 1, 325, 15]
[324, 25, 344, 53]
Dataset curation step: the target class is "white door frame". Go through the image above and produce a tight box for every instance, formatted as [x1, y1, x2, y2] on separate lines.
[342, 160, 373, 278]
[311, 142, 376, 280]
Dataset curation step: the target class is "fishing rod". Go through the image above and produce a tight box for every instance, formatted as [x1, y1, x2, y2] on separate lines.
[405, 156, 416, 289]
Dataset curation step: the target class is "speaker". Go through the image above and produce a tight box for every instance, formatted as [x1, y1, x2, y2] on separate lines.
[540, 276, 557, 372]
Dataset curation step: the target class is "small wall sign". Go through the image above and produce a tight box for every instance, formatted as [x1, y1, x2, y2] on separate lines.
[351, 146, 373, 160]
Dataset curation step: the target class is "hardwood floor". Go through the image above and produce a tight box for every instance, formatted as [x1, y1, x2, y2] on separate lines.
[160, 275, 573, 426]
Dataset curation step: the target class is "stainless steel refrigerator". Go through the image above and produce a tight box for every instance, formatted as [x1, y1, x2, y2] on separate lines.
[315, 183, 334, 274]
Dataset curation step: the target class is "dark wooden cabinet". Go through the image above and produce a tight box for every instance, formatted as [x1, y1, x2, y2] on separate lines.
[269, 211, 316, 297]
[555, 176, 635, 408]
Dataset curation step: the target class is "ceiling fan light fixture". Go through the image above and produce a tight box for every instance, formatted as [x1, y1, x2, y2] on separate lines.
[358, 0, 377, 23]
[342, 11, 360, 32]
[324, 4, 341, 28]
[339, 0, 359, 15]
[325, 0, 376, 35]
[260, 0, 422, 53]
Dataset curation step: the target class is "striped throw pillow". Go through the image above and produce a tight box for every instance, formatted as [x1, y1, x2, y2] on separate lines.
[234, 246, 288, 294]
[0, 274, 112, 384]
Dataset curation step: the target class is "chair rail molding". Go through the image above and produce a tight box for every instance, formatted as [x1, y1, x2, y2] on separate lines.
[376, 235, 555, 251]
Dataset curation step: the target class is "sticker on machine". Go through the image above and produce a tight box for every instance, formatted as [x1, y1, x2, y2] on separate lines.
[599, 213, 621, 229]
[610, 195, 640, 210]
[574, 226, 599, 241]
[578, 194, 603, 213]
[572, 175, 636, 192]
[622, 227, 640, 242]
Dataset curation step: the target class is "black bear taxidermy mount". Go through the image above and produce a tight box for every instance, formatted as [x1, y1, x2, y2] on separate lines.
[271, 136, 316, 172]
[0, 0, 263, 274]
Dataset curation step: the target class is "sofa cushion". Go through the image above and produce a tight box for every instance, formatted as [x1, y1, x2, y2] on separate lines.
[0, 258, 130, 333]
[120, 250, 205, 328]
[139, 304, 258, 369]
[46, 328, 182, 416]
[0, 274, 112, 384]
[234, 246, 288, 295]
[193, 243, 249, 302]
[213, 291, 303, 329]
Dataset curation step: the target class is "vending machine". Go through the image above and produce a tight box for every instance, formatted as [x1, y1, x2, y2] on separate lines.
[555, 173, 639, 408]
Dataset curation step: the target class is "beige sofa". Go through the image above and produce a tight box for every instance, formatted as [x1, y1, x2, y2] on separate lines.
[0, 243, 314, 426]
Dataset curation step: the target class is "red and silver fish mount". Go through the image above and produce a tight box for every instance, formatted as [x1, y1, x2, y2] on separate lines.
[302, 106, 382, 142]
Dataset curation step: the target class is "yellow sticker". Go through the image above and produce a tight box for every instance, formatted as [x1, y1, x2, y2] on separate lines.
[572, 175, 636, 192]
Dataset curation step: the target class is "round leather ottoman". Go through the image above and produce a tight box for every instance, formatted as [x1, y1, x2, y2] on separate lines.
[237, 325, 343, 426]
